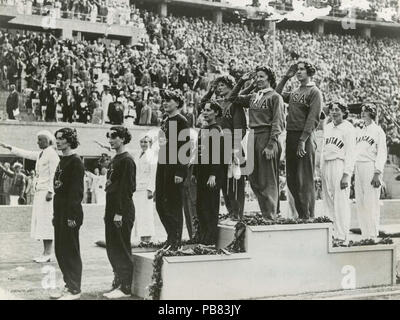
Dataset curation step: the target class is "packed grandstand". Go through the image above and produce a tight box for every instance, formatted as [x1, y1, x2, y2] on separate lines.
[0, 0, 399, 151]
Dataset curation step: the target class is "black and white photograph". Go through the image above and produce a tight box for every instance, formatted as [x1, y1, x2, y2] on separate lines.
[0, 0, 400, 304]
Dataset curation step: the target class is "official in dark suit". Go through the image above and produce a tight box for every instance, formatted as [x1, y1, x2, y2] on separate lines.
[6, 84, 18, 120]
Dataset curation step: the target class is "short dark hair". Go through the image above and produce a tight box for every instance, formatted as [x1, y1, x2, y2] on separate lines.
[255, 66, 277, 89]
[107, 126, 132, 145]
[361, 103, 377, 119]
[297, 61, 316, 77]
[162, 89, 184, 109]
[327, 101, 349, 119]
[215, 75, 236, 89]
[204, 100, 223, 118]
[55, 128, 79, 149]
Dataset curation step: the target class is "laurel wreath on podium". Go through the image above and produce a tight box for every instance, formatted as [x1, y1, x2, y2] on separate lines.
[147, 214, 336, 300]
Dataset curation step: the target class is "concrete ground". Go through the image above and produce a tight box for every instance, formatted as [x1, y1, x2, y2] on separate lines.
[1, 200, 399, 300]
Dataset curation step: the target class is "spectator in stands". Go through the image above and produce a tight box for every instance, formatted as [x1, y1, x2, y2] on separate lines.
[0, 162, 12, 205]
[101, 85, 113, 123]
[64, 86, 77, 121]
[0, 162, 26, 206]
[91, 97, 104, 125]
[6, 84, 19, 120]
[45, 84, 58, 122]
[139, 100, 152, 126]
[25, 169, 36, 205]
[108, 99, 124, 125]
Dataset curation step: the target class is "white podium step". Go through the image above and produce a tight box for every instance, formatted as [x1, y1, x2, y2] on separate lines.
[132, 223, 397, 300]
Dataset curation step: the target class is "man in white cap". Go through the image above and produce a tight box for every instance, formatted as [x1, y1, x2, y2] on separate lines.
[0, 130, 60, 263]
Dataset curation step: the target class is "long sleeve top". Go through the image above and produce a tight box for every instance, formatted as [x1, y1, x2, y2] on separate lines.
[105, 151, 136, 219]
[201, 88, 247, 154]
[281, 82, 323, 142]
[139, 105, 152, 125]
[6, 91, 19, 112]
[230, 79, 284, 150]
[158, 113, 190, 179]
[355, 121, 387, 174]
[11, 146, 59, 193]
[53, 154, 85, 223]
[1, 166, 26, 197]
[134, 149, 157, 192]
[321, 120, 356, 176]
[193, 123, 225, 184]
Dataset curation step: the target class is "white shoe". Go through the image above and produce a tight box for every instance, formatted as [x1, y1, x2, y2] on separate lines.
[50, 287, 69, 299]
[34, 255, 51, 263]
[102, 289, 115, 298]
[57, 291, 81, 300]
[103, 288, 130, 299]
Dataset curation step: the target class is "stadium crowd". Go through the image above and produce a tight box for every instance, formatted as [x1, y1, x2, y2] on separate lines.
[0, 5, 400, 156]
[0, 0, 146, 27]
[1, 10, 399, 123]
[271, 0, 400, 22]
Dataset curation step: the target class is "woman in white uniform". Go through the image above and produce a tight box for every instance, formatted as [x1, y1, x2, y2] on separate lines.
[0, 130, 59, 263]
[320, 102, 356, 245]
[96, 167, 107, 205]
[133, 135, 156, 243]
[355, 103, 387, 241]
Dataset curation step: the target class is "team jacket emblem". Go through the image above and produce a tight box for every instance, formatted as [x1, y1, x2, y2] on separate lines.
[291, 93, 306, 104]
[325, 137, 344, 149]
[356, 135, 375, 146]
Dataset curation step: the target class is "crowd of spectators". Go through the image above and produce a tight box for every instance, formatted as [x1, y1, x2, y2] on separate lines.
[0, 9, 399, 135]
[0, 0, 146, 27]
[0, 161, 35, 205]
[267, 0, 400, 22]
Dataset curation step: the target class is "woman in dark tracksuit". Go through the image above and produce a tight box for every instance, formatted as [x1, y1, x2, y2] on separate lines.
[276, 62, 323, 219]
[156, 90, 189, 251]
[201, 75, 247, 221]
[103, 126, 136, 299]
[193, 101, 225, 246]
[51, 128, 84, 300]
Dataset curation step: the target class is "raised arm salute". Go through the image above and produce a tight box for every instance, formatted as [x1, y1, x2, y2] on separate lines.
[277, 61, 323, 220]
[201, 75, 247, 221]
[229, 67, 284, 220]
[0, 131, 59, 263]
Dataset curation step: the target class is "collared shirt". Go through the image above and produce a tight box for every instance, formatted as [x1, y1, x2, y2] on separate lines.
[321, 120, 356, 175]
[355, 121, 387, 174]
[11, 146, 59, 193]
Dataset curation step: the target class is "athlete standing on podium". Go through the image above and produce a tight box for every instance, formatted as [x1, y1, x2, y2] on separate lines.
[156, 90, 189, 251]
[355, 103, 387, 241]
[321, 102, 356, 245]
[276, 62, 323, 220]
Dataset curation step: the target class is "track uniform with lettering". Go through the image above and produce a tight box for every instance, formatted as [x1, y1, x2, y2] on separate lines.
[283, 82, 323, 219]
[355, 122, 387, 239]
[231, 82, 284, 220]
[321, 120, 356, 241]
